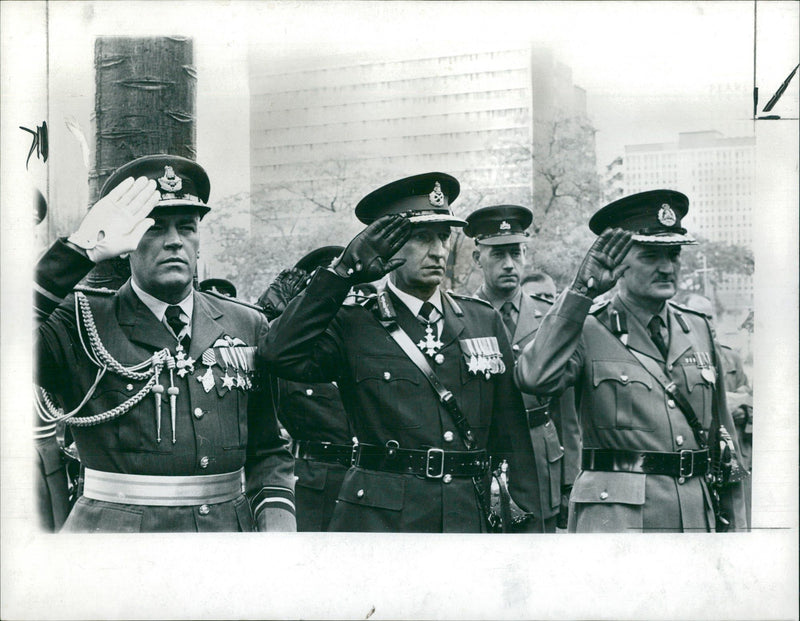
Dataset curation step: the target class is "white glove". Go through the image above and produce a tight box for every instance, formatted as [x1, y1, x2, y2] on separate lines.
[67, 176, 160, 263]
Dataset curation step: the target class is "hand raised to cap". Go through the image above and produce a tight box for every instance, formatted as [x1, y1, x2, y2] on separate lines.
[67, 176, 160, 263]
[332, 214, 412, 284]
[571, 228, 634, 298]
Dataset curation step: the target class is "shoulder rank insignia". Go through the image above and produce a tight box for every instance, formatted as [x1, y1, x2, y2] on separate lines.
[459, 337, 506, 380]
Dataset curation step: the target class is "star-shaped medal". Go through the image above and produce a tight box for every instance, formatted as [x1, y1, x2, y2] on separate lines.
[221, 371, 235, 391]
[467, 355, 481, 374]
[417, 325, 443, 357]
[236, 372, 246, 389]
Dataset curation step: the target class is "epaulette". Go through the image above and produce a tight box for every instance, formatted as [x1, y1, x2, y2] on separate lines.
[343, 292, 377, 307]
[588, 299, 610, 316]
[446, 290, 493, 309]
[528, 293, 554, 306]
[202, 289, 268, 314]
[668, 300, 710, 319]
[74, 285, 116, 296]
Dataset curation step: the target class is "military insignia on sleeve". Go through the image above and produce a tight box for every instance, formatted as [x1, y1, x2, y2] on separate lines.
[459, 337, 506, 380]
[428, 181, 445, 207]
[658, 203, 677, 226]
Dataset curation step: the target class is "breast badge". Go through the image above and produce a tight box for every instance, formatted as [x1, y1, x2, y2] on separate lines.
[459, 337, 506, 379]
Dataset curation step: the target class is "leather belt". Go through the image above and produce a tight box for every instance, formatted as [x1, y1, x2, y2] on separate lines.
[582, 448, 710, 478]
[353, 443, 489, 479]
[526, 405, 550, 428]
[292, 440, 354, 467]
[83, 467, 245, 506]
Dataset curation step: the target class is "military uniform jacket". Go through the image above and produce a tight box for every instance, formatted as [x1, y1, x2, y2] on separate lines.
[274, 377, 352, 531]
[35, 240, 295, 532]
[264, 268, 539, 533]
[475, 289, 580, 522]
[515, 289, 746, 533]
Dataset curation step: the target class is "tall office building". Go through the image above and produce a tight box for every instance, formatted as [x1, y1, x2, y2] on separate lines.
[623, 130, 755, 312]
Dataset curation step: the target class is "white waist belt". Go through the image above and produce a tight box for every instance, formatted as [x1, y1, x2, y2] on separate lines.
[83, 468, 245, 506]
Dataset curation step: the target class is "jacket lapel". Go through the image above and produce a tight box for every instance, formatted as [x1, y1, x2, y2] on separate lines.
[611, 296, 664, 361]
[116, 280, 177, 352]
[513, 293, 540, 345]
[189, 292, 227, 359]
[666, 307, 694, 366]
[441, 291, 466, 348]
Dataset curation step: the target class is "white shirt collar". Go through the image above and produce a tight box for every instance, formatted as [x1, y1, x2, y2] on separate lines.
[130, 278, 194, 323]
[386, 279, 443, 317]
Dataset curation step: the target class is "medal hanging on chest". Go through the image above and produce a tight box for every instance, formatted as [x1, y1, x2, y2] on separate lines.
[417, 323, 444, 359]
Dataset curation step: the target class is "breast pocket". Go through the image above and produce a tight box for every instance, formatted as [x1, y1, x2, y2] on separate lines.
[592, 360, 654, 431]
[459, 359, 489, 429]
[355, 356, 421, 429]
[681, 365, 712, 427]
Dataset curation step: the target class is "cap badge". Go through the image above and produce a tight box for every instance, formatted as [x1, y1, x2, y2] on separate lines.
[658, 203, 677, 226]
[158, 166, 183, 194]
[428, 181, 445, 207]
[499, 220, 511, 231]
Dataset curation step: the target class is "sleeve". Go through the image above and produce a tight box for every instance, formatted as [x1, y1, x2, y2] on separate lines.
[550, 386, 582, 489]
[515, 288, 592, 397]
[262, 268, 351, 383]
[245, 316, 297, 532]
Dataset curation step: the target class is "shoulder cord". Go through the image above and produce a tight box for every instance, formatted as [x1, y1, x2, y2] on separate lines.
[35, 292, 168, 427]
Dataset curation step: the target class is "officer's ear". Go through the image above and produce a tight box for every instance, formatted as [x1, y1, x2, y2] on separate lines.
[472, 247, 482, 266]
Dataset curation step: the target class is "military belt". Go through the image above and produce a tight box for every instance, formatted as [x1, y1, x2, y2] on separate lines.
[83, 467, 245, 506]
[525, 405, 550, 428]
[353, 443, 489, 479]
[292, 440, 353, 468]
[581, 448, 710, 479]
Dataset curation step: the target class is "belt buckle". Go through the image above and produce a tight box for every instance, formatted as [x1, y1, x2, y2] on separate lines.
[679, 449, 694, 478]
[425, 448, 445, 479]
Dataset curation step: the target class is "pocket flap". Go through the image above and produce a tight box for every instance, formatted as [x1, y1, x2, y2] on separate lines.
[294, 460, 329, 491]
[338, 468, 405, 511]
[543, 423, 565, 464]
[592, 360, 652, 390]
[571, 470, 646, 505]
[355, 356, 420, 385]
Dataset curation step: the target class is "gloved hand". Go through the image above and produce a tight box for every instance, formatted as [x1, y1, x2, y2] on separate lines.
[571, 228, 634, 298]
[67, 176, 160, 263]
[557, 484, 572, 530]
[257, 267, 309, 321]
[331, 214, 411, 283]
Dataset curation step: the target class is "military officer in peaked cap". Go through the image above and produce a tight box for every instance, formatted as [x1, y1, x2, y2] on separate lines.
[259, 245, 357, 531]
[34, 154, 296, 532]
[264, 173, 540, 532]
[466, 205, 581, 532]
[516, 190, 747, 532]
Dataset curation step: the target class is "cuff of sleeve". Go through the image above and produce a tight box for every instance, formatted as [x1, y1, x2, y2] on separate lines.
[557, 289, 595, 321]
[301, 266, 354, 302]
[35, 238, 97, 303]
[249, 486, 296, 521]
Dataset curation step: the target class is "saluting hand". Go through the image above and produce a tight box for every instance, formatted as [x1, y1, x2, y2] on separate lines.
[332, 214, 411, 283]
[67, 176, 160, 263]
[570, 228, 634, 298]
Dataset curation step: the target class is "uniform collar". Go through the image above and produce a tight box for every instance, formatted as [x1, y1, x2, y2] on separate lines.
[130, 278, 194, 323]
[386, 279, 442, 317]
[617, 291, 668, 331]
[476, 284, 521, 312]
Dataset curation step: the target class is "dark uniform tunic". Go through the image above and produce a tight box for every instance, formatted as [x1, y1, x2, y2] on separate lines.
[274, 378, 352, 531]
[475, 287, 580, 532]
[516, 289, 747, 532]
[35, 239, 295, 532]
[264, 268, 539, 533]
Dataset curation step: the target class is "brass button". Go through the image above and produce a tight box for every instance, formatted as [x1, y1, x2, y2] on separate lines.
[667, 399, 676, 408]
[126, 383, 134, 391]
[512, 344, 520, 352]
[676, 435, 684, 446]
[383, 371, 391, 381]
[599, 491, 609, 500]
[434, 354, 445, 365]
[193, 407, 204, 419]
[443, 431, 454, 443]
[356, 489, 365, 498]
[305, 388, 313, 396]
[667, 363, 673, 371]
[199, 456, 209, 469]
[677, 477, 686, 485]
[620, 374, 628, 383]
[443, 474, 453, 484]
[198, 504, 210, 516]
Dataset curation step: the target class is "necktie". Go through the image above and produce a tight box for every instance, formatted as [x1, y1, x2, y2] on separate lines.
[647, 315, 668, 360]
[418, 301, 436, 325]
[500, 301, 516, 335]
[165, 305, 189, 347]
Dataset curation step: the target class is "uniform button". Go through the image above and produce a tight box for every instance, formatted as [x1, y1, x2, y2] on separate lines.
[676, 435, 684, 446]
[667, 399, 676, 408]
[356, 489, 365, 498]
[199, 456, 209, 469]
[434, 353, 445, 365]
[599, 491, 609, 500]
[193, 407, 204, 419]
[677, 477, 686, 485]
[512, 344, 520, 352]
[126, 383, 134, 391]
[383, 371, 391, 381]
[443, 474, 453, 484]
[667, 363, 673, 371]
[620, 374, 628, 383]
[443, 431, 454, 443]
[305, 388, 313, 396]
[198, 504, 210, 516]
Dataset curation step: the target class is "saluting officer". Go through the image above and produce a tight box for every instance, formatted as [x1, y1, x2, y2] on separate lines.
[264, 173, 540, 533]
[34, 155, 296, 532]
[516, 190, 747, 532]
[466, 205, 580, 532]
[260, 246, 356, 532]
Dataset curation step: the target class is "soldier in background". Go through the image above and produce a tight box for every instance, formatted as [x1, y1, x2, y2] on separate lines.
[259, 246, 356, 532]
[199, 277, 237, 298]
[466, 205, 580, 532]
[521, 271, 557, 302]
